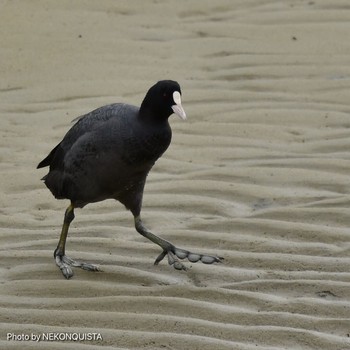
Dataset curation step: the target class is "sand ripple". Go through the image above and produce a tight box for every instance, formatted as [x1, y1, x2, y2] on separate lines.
[1, 1, 350, 349]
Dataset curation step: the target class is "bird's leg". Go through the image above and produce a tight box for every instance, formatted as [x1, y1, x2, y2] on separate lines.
[54, 203, 99, 279]
[134, 216, 223, 270]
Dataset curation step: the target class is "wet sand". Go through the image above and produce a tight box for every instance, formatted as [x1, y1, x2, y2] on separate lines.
[1, 1, 350, 349]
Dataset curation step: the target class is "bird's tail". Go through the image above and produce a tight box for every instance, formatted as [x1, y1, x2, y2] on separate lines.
[37, 143, 60, 168]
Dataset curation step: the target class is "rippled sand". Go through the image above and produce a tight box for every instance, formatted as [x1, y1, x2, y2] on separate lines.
[1, 1, 350, 349]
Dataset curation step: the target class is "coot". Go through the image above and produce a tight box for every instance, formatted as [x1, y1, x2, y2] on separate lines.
[37, 80, 223, 279]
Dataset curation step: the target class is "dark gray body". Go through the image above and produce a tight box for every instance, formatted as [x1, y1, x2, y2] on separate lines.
[38, 103, 172, 213]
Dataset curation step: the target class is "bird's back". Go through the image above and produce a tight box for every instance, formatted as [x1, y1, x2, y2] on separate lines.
[38, 103, 132, 168]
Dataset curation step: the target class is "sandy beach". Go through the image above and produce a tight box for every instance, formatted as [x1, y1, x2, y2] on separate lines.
[1, 0, 350, 349]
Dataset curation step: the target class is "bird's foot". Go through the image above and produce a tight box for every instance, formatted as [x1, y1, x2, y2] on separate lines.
[54, 253, 100, 279]
[154, 245, 224, 271]
[134, 216, 223, 271]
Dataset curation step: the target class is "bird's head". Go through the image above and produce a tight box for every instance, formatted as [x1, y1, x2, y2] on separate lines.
[140, 80, 186, 121]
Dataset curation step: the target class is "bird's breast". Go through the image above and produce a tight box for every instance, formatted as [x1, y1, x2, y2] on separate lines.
[121, 124, 172, 166]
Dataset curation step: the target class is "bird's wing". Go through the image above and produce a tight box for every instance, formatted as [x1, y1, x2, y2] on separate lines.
[62, 103, 134, 152]
[37, 103, 137, 169]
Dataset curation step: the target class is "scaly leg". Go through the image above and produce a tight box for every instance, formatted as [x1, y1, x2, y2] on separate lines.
[134, 215, 223, 270]
[54, 203, 99, 279]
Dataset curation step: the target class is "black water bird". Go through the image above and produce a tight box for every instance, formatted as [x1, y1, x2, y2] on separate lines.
[37, 80, 223, 279]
